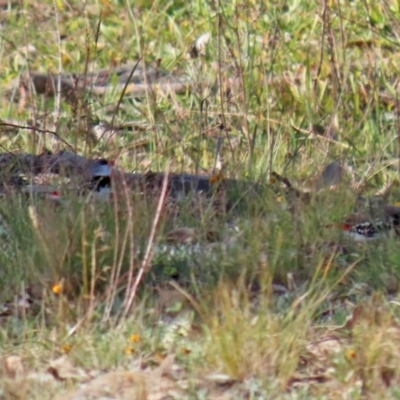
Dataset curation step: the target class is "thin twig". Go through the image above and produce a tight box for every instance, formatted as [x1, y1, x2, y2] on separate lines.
[53, 0, 62, 119]
[117, 168, 170, 323]
[110, 59, 142, 129]
[102, 175, 132, 324]
[0, 122, 74, 150]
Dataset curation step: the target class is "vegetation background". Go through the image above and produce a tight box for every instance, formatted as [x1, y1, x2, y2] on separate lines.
[1, 0, 400, 398]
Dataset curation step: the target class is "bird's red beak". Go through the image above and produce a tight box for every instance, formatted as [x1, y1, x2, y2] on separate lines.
[47, 191, 61, 200]
[341, 223, 352, 231]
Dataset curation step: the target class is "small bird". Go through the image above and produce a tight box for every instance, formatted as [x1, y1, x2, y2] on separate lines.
[85, 159, 114, 200]
[341, 205, 400, 241]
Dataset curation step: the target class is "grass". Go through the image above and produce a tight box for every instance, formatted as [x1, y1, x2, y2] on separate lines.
[1, 0, 400, 398]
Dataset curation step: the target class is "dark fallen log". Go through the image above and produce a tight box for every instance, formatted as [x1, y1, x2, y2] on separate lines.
[0, 150, 90, 177]
[117, 170, 266, 212]
[19, 61, 189, 101]
[0, 151, 266, 205]
[0, 150, 338, 219]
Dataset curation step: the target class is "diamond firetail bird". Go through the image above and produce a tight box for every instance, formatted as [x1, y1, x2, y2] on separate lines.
[341, 206, 400, 241]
